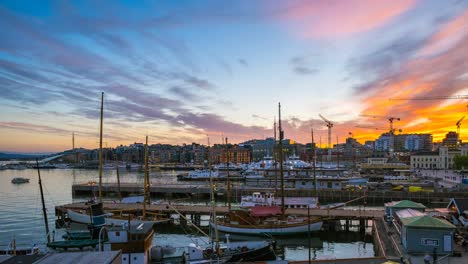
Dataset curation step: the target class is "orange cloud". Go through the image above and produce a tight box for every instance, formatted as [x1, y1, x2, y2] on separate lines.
[279, 0, 417, 38]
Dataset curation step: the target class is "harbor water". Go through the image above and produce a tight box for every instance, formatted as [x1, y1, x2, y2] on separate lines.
[0, 168, 374, 260]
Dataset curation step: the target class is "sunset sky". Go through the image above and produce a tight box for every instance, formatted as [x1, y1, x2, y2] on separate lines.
[1, 0, 468, 152]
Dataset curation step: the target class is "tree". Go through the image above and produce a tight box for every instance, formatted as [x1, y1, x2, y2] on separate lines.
[453, 155, 468, 170]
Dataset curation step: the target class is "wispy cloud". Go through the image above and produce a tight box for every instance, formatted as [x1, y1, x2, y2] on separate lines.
[277, 0, 418, 38]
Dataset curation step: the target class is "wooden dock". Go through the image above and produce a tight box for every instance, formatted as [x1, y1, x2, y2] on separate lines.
[72, 182, 468, 203]
[56, 202, 383, 219]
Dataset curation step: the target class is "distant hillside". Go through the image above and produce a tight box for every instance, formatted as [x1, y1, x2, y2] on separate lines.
[0, 152, 50, 160]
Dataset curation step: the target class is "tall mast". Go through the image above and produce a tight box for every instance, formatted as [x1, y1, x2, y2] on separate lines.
[278, 103, 285, 216]
[98, 92, 104, 202]
[207, 137, 219, 251]
[143, 136, 149, 217]
[37, 159, 50, 243]
[226, 137, 231, 211]
[72, 132, 77, 163]
[274, 117, 278, 192]
[311, 128, 317, 196]
[116, 165, 122, 201]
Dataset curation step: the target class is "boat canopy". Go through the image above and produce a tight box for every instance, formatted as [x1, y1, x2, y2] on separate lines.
[251, 206, 282, 217]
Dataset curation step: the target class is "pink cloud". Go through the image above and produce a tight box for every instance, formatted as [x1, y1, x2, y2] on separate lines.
[279, 0, 417, 38]
[418, 9, 468, 56]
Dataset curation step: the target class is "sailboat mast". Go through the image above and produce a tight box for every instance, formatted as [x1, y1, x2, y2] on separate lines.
[278, 103, 285, 215]
[274, 117, 278, 192]
[72, 132, 77, 163]
[37, 159, 50, 243]
[207, 137, 220, 251]
[98, 92, 104, 202]
[116, 165, 122, 200]
[311, 128, 317, 196]
[226, 137, 231, 211]
[143, 136, 149, 217]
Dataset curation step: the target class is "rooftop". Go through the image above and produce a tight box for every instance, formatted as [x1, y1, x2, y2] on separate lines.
[401, 215, 455, 229]
[386, 200, 426, 209]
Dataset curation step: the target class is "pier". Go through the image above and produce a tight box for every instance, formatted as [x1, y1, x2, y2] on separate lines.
[56, 202, 383, 219]
[72, 182, 468, 203]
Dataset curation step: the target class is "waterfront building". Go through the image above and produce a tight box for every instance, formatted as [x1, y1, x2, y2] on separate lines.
[402, 134, 433, 152]
[401, 215, 456, 254]
[360, 157, 410, 173]
[375, 133, 391, 151]
[410, 145, 468, 169]
[209, 144, 251, 164]
[250, 137, 276, 161]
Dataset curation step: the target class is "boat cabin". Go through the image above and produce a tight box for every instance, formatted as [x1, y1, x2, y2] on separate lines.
[103, 222, 154, 264]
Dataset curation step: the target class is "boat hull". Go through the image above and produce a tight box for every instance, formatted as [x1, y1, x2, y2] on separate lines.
[212, 220, 323, 235]
[227, 241, 276, 262]
[67, 209, 157, 226]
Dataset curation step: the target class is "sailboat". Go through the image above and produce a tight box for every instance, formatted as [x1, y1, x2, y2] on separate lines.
[172, 138, 276, 263]
[64, 93, 165, 226]
[213, 103, 323, 236]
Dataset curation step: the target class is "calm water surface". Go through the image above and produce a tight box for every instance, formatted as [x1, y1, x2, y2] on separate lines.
[0, 168, 374, 260]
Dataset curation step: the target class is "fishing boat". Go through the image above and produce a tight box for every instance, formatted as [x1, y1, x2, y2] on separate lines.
[11, 177, 30, 184]
[240, 191, 318, 209]
[214, 103, 323, 236]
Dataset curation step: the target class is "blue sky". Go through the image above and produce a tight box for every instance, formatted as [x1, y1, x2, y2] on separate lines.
[1, 0, 468, 152]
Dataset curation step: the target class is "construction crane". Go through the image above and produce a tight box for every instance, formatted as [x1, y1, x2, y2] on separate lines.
[355, 125, 402, 134]
[318, 114, 333, 161]
[389, 95, 468, 101]
[456, 116, 465, 134]
[360, 114, 401, 133]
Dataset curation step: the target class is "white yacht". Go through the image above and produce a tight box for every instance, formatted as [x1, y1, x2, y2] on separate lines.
[284, 154, 311, 169]
[240, 192, 319, 209]
[177, 169, 219, 180]
[249, 155, 276, 170]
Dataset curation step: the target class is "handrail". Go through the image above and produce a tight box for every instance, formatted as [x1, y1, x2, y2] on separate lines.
[436, 254, 451, 263]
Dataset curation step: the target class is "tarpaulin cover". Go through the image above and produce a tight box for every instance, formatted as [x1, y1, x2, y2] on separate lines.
[251, 206, 282, 217]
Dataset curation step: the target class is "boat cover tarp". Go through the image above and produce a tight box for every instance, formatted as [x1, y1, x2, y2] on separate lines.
[251, 206, 281, 217]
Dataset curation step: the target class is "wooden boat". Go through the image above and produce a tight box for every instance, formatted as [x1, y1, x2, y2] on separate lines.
[214, 206, 323, 235]
[213, 103, 323, 236]
[65, 203, 163, 226]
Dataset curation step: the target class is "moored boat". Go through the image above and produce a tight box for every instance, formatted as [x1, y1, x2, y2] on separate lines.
[177, 169, 219, 180]
[214, 206, 323, 235]
[241, 191, 319, 209]
[65, 203, 163, 226]
[11, 177, 30, 184]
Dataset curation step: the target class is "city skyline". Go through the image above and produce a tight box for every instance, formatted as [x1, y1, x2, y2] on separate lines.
[1, 0, 468, 152]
